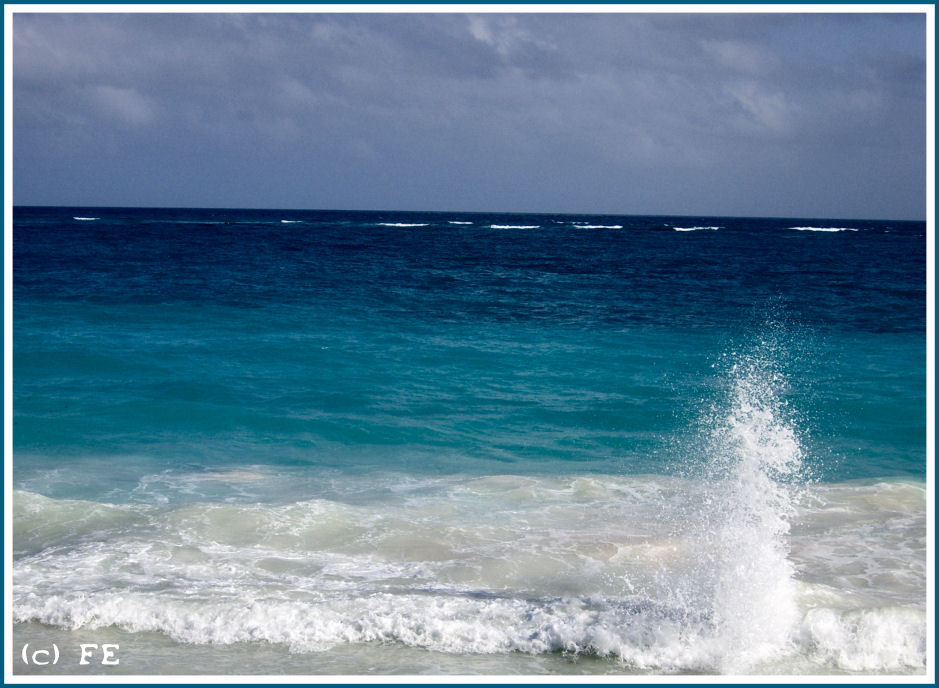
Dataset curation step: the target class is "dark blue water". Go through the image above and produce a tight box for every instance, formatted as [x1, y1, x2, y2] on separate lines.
[13, 207, 926, 487]
[11, 207, 928, 675]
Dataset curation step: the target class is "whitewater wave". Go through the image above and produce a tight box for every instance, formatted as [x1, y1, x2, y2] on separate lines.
[490, 225, 540, 230]
[13, 583, 924, 673]
[674, 226, 720, 232]
[378, 223, 429, 228]
[574, 224, 624, 229]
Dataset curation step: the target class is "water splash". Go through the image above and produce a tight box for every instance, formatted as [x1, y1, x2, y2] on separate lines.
[692, 345, 804, 672]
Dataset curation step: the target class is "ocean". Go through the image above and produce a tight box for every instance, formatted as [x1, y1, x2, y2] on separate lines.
[10, 207, 929, 676]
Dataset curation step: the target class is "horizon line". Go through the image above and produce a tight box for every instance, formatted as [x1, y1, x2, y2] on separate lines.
[10, 203, 927, 224]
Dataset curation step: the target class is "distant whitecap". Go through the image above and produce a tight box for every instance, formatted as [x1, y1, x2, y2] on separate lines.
[791, 226, 858, 232]
[378, 223, 429, 227]
[491, 224, 540, 229]
[448, 221, 473, 225]
[674, 226, 720, 232]
[73, 217, 99, 221]
[575, 224, 623, 229]
[280, 220, 302, 224]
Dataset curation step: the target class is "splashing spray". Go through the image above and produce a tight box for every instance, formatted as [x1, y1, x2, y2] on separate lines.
[702, 348, 804, 672]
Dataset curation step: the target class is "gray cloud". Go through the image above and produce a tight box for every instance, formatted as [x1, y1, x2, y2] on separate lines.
[12, 11, 927, 219]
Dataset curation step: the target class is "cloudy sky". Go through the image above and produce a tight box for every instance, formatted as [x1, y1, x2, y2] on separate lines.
[11, 9, 928, 219]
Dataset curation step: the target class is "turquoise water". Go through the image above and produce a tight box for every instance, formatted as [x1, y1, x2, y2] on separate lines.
[11, 208, 928, 675]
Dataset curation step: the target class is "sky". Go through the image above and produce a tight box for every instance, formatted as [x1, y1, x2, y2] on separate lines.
[11, 8, 929, 220]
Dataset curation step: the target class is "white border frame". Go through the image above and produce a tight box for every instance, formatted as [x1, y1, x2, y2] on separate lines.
[4, 4, 935, 685]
